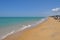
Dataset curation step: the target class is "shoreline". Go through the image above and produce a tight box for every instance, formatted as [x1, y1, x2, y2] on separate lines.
[1, 18, 47, 40]
[3, 16, 60, 40]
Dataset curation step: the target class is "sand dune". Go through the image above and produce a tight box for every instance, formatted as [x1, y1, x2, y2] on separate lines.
[3, 16, 60, 40]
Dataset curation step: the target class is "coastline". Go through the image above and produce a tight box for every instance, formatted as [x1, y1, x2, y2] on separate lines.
[3, 16, 60, 40]
[1, 18, 47, 40]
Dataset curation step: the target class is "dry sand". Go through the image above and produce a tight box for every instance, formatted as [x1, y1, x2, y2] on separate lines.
[3, 17, 60, 40]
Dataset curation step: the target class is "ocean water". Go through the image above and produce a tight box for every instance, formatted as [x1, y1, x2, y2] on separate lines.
[0, 17, 44, 39]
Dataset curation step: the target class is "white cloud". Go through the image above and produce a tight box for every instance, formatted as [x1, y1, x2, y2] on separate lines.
[52, 8, 60, 13]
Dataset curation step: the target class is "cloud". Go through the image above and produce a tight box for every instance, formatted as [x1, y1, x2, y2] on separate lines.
[52, 8, 60, 13]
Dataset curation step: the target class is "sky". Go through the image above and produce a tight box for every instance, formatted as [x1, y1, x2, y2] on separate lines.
[0, 0, 60, 17]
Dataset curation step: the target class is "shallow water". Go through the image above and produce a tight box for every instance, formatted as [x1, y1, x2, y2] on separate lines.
[0, 17, 44, 39]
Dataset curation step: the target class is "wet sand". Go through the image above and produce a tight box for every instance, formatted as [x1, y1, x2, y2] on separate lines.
[3, 17, 60, 40]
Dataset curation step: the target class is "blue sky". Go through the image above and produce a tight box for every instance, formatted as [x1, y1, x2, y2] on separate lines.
[0, 0, 60, 17]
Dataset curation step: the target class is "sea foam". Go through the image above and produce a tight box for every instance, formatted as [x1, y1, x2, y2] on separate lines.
[1, 31, 15, 40]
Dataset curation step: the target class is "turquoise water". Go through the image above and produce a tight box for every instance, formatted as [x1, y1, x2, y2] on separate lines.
[0, 17, 44, 28]
[0, 17, 44, 39]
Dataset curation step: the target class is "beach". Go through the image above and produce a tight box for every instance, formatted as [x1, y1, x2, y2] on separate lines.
[3, 16, 60, 40]
[1, 0, 60, 40]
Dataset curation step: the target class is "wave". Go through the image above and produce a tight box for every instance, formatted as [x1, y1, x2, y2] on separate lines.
[1, 25, 32, 40]
[1, 18, 47, 40]
[1, 31, 15, 40]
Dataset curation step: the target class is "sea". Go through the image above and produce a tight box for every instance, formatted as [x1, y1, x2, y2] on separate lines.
[0, 17, 45, 40]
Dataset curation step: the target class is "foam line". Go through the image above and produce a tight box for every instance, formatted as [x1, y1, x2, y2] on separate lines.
[1, 31, 15, 40]
[36, 18, 47, 24]
[17, 25, 31, 32]
[1, 25, 32, 40]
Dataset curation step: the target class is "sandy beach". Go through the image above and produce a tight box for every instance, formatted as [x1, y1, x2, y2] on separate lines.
[3, 16, 60, 40]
